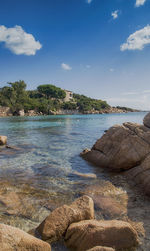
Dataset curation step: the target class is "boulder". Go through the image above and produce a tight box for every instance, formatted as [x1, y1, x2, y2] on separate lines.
[0, 136, 7, 145]
[65, 220, 139, 251]
[143, 112, 150, 128]
[0, 223, 51, 251]
[81, 122, 150, 171]
[36, 196, 94, 243]
[125, 154, 150, 196]
[86, 247, 115, 251]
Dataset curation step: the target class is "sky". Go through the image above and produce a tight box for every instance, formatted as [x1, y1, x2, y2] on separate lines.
[0, 0, 150, 110]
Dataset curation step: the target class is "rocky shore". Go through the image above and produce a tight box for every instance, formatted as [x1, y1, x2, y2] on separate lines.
[0, 106, 140, 117]
[1, 113, 150, 250]
[0, 196, 139, 251]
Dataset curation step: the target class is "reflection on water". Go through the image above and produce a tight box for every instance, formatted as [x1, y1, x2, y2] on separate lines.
[0, 113, 147, 241]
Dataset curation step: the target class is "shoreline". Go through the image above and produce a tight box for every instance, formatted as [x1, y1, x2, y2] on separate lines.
[0, 107, 142, 118]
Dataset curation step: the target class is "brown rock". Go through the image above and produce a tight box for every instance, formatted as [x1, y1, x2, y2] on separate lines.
[36, 196, 94, 243]
[81, 123, 150, 171]
[86, 247, 115, 251]
[0, 223, 51, 251]
[143, 112, 150, 128]
[125, 154, 150, 196]
[80, 184, 127, 219]
[65, 220, 139, 251]
[0, 136, 7, 145]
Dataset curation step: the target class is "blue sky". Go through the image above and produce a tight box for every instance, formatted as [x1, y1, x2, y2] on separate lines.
[0, 0, 150, 109]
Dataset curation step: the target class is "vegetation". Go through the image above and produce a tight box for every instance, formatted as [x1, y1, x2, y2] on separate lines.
[73, 94, 110, 112]
[115, 106, 137, 112]
[0, 80, 110, 115]
[37, 84, 66, 99]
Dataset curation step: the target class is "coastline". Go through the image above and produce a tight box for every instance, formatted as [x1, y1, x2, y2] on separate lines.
[0, 106, 141, 118]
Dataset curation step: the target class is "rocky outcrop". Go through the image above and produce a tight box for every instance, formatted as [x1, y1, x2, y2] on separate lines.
[65, 220, 139, 251]
[0, 223, 51, 251]
[81, 122, 150, 171]
[36, 195, 94, 243]
[0, 136, 7, 145]
[0, 106, 12, 117]
[81, 112, 150, 196]
[86, 247, 115, 251]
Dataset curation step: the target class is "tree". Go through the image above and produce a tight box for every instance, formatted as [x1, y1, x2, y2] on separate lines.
[0, 80, 28, 114]
[37, 84, 66, 99]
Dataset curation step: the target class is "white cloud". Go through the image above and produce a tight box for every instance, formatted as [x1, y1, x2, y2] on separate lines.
[61, 63, 72, 71]
[111, 10, 119, 20]
[120, 25, 150, 51]
[0, 25, 42, 55]
[86, 0, 93, 4]
[135, 0, 146, 7]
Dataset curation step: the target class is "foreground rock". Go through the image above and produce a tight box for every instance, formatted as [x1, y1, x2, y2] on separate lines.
[0, 136, 7, 145]
[0, 223, 51, 251]
[86, 247, 115, 251]
[36, 195, 94, 243]
[65, 220, 139, 251]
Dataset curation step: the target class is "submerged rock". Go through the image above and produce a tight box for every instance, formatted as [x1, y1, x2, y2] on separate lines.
[65, 220, 139, 251]
[36, 195, 94, 243]
[0, 136, 7, 146]
[73, 171, 97, 179]
[80, 184, 127, 219]
[0, 223, 51, 251]
[86, 247, 115, 251]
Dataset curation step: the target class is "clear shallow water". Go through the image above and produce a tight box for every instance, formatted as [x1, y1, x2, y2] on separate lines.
[0, 112, 147, 234]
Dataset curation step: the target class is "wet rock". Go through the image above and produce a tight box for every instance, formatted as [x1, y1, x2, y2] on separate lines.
[73, 171, 97, 179]
[0, 190, 38, 218]
[0, 136, 7, 145]
[81, 123, 150, 171]
[36, 196, 94, 243]
[0, 223, 51, 251]
[86, 247, 115, 251]
[65, 220, 139, 251]
[143, 112, 150, 128]
[80, 184, 127, 219]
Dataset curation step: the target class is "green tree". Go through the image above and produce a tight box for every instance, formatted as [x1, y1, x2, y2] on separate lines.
[37, 84, 66, 99]
[0, 80, 28, 115]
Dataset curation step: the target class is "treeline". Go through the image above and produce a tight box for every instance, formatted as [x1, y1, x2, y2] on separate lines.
[0, 80, 110, 115]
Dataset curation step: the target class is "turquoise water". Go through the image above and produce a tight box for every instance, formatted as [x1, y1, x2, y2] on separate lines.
[0, 112, 147, 234]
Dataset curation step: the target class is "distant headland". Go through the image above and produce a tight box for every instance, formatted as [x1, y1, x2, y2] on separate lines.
[0, 80, 140, 117]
